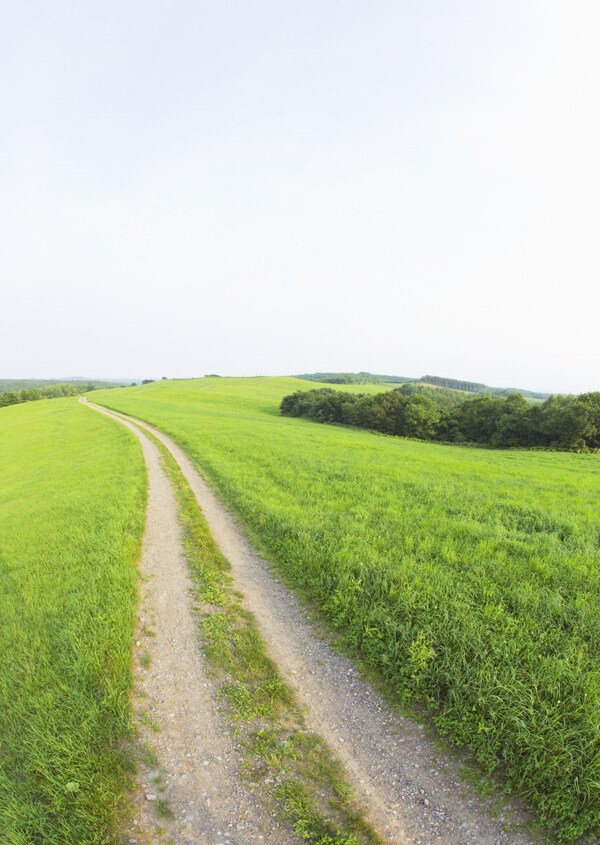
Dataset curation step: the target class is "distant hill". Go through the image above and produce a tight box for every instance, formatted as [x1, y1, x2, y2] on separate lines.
[419, 375, 551, 401]
[0, 378, 128, 395]
[294, 371, 417, 385]
[294, 372, 552, 400]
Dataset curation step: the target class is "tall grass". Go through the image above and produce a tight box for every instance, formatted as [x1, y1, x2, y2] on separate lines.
[94, 377, 600, 841]
[0, 399, 146, 844]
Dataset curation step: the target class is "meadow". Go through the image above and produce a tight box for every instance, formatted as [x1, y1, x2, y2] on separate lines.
[94, 376, 600, 842]
[0, 399, 146, 844]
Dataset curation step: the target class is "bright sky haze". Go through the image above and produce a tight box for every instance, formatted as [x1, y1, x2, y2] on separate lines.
[2, 1, 599, 393]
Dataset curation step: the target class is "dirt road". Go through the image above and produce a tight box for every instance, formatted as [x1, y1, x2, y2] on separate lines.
[83, 399, 534, 845]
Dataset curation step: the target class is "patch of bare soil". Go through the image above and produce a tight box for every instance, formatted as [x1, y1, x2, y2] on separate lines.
[84, 400, 537, 845]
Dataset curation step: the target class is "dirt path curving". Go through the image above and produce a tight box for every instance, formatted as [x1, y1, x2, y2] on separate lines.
[84, 399, 535, 845]
[83, 401, 298, 844]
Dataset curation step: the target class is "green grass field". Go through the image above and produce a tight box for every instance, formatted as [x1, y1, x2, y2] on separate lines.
[0, 399, 146, 844]
[94, 376, 600, 841]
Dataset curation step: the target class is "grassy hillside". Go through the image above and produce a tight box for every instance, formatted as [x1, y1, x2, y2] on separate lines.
[93, 377, 600, 841]
[90, 379, 600, 840]
[0, 399, 146, 844]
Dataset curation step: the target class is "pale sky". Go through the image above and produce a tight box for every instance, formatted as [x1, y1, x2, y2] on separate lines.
[2, 1, 599, 393]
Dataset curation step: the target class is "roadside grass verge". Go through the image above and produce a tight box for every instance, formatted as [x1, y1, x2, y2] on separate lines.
[155, 434, 381, 845]
[0, 399, 146, 844]
[93, 378, 600, 842]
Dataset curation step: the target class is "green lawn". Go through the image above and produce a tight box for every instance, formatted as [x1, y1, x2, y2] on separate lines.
[0, 399, 146, 844]
[94, 376, 600, 841]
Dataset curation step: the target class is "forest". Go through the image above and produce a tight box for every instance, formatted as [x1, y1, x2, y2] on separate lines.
[280, 387, 600, 451]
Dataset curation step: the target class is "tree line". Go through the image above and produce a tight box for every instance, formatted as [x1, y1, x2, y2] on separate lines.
[420, 374, 487, 393]
[294, 372, 550, 400]
[280, 388, 600, 451]
[296, 371, 411, 384]
[419, 374, 549, 401]
[0, 382, 98, 408]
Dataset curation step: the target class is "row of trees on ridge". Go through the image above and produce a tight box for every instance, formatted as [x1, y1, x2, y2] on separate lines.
[0, 382, 98, 408]
[280, 388, 600, 451]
